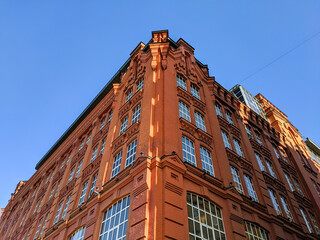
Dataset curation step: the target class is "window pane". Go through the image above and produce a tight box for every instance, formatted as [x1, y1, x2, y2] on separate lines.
[111, 152, 123, 178]
[70, 227, 86, 240]
[221, 131, 231, 149]
[191, 84, 200, 99]
[268, 189, 282, 216]
[215, 103, 223, 117]
[233, 139, 244, 157]
[119, 116, 128, 135]
[177, 74, 187, 90]
[244, 221, 269, 240]
[125, 140, 137, 167]
[179, 101, 191, 121]
[136, 78, 144, 91]
[195, 111, 206, 131]
[131, 105, 141, 124]
[244, 174, 258, 202]
[182, 136, 196, 166]
[230, 166, 244, 194]
[200, 147, 214, 176]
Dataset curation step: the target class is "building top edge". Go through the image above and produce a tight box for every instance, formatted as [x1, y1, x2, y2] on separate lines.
[35, 57, 131, 170]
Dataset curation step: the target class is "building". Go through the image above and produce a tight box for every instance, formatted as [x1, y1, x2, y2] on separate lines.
[0, 30, 320, 240]
[305, 138, 320, 173]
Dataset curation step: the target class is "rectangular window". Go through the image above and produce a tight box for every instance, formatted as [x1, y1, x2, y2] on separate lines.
[78, 139, 85, 152]
[280, 195, 293, 221]
[75, 160, 83, 178]
[54, 181, 61, 198]
[300, 208, 313, 233]
[272, 144, 280, 159]
[89, 174, 98, 197]
[131, 105, 141, 124]
[215, 103, 223, 117]
[48, 185, 56, 200]
[67, 168, 75, 183]
[245, 125, 253, 139]
[225, 110, 234, 125]
[244, 174, 258, 202]
[194, 111, 206, 131]
[255, 131, 263, 145]
[255, 153, 265, 171]
[100, 138, 106, 156]
[119, 116, 128, 135]
[60, 159, 66, 170]
[61, 196, 71, 220]
[125, 89, 133, 102]
[53, 202, 63, 224]
[182, 136, 196, 166]
[91, 146, 98, 163]
[309, 212, 320, 235]
[39, 214, 48, 237]
[293, 178, 304, 196]
[284, 173, 295, 192]
[99, 118, 106, 130]
[200, 147, 214, 176]
[268, 189, 282, 216]
[233, 138, 244, 157]
[86, 133, 91, 145]
[221, 130, 231, 149]
[111, 151, 123, 178]
[230, 166, 244, 194]
[125, 139, 137, 167]
[66, 153, 72, 166]
[108, 111, 112, 122]
[78, 182, 88, 206]
[177, 74, 187, 90]
[136, 78, 144, 91]
[33, 218, 44, 239]
[191, 84, 200, 99]
[179, 101, 191, 121]
[265, 160, 276, 178]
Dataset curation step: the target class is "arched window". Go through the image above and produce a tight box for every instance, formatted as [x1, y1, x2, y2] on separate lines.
[187, 192, 226, 240]
[244, 221, 269, 240]
[99, 196, 130, 240]
[70, 226, 86, 240]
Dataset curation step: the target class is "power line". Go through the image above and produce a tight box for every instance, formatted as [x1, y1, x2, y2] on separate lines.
[239, 30, 320, 84]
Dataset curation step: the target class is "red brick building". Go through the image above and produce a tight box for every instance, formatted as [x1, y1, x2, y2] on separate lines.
[1, 30, 320, 240]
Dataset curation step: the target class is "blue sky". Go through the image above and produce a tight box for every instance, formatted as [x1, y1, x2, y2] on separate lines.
[0, 1, 319, 209]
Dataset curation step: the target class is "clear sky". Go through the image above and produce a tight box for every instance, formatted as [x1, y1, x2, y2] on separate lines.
[0, 1, 319, 209]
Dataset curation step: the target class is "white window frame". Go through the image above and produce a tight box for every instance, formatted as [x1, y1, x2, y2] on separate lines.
[131, 105, 141, 124]
[225, 110, 234, 125]
[61, 195, 71, 220]
[125, 88, 133, 102]
[255, 153, 265, 171]
[119, 116, 128, 135]
[191, 84, 200, 99]
[215, 103, 223, 117]
[136, 78, 144, 92]
[70, 227, 86, 240]
[111, 151, 123, 178]
[230, 166, 244, 194]
[244, 221, 269, 240]
[200, 147, 214, 176]
[89, 174, 98, 197]
[265, 160, 276, 178]
[194, 111, 206, 131]
[244, 174, 258, 202]
[53, 202, 63, 224]
[221, 130, 231, 149]
[182, 136, 196, 166]
[125, 139, 137, 167]
[91, 146, 98, 163]
[78, 182, 88, 206]
[233, 138, 244, 157]
[268, 189, 282, 216]
[177, 74, 187, 90]
[179, 101, 191, 121]
[75, 160, 83, 178]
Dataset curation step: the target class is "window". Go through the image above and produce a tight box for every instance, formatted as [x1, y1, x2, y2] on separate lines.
[131, 105, 141, 124]
[279, 195, 293, 221]
[244, 221, 269, 240]
[111, 152, 123, 178]
[272, 144, 280, 159]
[119, 116, 128, 135]
[309, 212, 320, 235]
[66, 153, 72, 166]
[187, 192, 226, 240]
[292, 178, 304, 196]
[86, 133, 91, 145]
[255, 131, 263, 145]
[39, 214, 48, 237]
[200, 147, 214, 176]
[78, 182, 88, 206]
[194, 111, 206, 131]
[268, 189, 282, 216]
[179, 101, 191, 121]
[70, 227, 86, 240]
[233, 138, 244, 157]
[215, 103, 223, 117]
[61, 196, 71, 220]
[91, 146, 98, 163]
[265, 160, 276, 178]
[100, 138, 106, 156]
[245, 125, 253, 139]
[33, 218, 44, 239]
[99, 196, 130, 240]
[48, 185, 56, 200]
[99, 118, 106, 130]
[108, 111, 113, 122]
[244, 174, 258, 202]
[182, 136, 196, 166]
[54, 181, 61, 198]
[177, 74, 187, 90]
[255, 153, 265, 171]
[225, 110, 233, 125]
[78, 139, 85, 152]
[300, 208, 313, 233]
[136, 78, 144, 91]
[125, 140, 137, 167]
[191, 84, 200, 99]
[230, 166, 244, 194]
[125, 89, 133, 102]
[89, 174, 98, 197]
[60, 158, 66, 170]
[280, 149, 288, 163]
[221, 130, 231, 149]
[284, 173, 295, 192]
[311, 179, 320, 196]
[68, 168, 75, 183]
[75, 160, 83, 178]
[53, 202, 63, 224]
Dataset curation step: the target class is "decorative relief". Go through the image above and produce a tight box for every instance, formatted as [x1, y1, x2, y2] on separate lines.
[164, 181, 183, 196]
[59, 177, 76, 199]
[217, 116, 229, 131]
[249, 138, 261, 151]
[260, 145, 272, 158]
[180, 118, 196, 136]
[82, 156, 102, 181]
[226, 148, 253, 172]
[71, 145, 87, 167]
[119, 90, 143, 118]
[92, 123, 110, 146]
[37, 183, 48, 200]
[112, 122, 140, 153]
[193, 97, 206, 113]
[52, 165, 66, 184]
[177, 87, 192, 102]
[132, 182, 148, 197]
[229, 124, 241, 138]
[230, 214, 243, 224]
